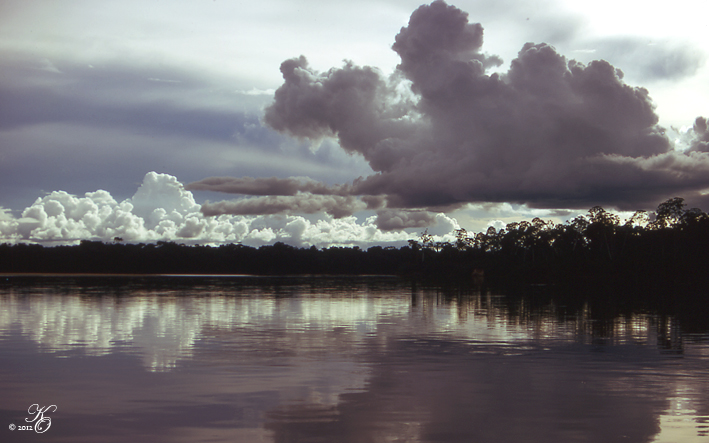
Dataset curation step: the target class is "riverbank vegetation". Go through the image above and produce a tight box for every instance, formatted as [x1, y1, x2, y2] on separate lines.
[2, 198, 708, 293]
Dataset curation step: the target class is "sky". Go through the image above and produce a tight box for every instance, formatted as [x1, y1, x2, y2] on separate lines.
[1, 0, 708, 247]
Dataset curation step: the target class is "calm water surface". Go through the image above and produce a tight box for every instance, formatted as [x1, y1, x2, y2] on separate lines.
[1, 275, 708, 442]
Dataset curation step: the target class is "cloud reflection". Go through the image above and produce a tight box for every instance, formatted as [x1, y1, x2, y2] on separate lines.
[0, 288, 391, 371]
[1, 279, 708, 442]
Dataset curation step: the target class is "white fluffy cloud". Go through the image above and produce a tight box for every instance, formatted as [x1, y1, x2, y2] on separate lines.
[1, 172, 459, 248]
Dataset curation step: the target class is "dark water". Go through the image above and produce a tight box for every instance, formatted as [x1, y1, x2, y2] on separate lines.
[1, 275, 708, 443]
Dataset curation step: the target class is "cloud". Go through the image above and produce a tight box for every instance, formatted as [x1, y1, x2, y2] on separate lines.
[186, 176, 350, 196]
[375, 209, 437, 231]
[1, 172, 429, 247]
[688, 116, 709, 153]
[262, 56, 417, 173]
[0, 52, 270, 155]
[0, 52, 375, 212]
[37, 58, 62, 74]
[584, 37, 706, 82]
[369, 209, 459, 235]
[244, 0, 709, 213]
[392, 0, 503, 93]
[0, 56, 250, 141]
[7, 0, 706, 240]
[201, 194, 367, 219]
[131, 172, 201, 227]
[374, 209, 438, 231]
[238, 87, 275, 96]
[0, 208, 19, 239]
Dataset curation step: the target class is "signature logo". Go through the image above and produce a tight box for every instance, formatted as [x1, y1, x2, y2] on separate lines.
[8, 404, 57, 433]
[27, 404, 57, 433]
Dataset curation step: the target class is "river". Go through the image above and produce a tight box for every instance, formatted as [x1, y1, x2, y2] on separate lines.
[1, 275, 707, 442]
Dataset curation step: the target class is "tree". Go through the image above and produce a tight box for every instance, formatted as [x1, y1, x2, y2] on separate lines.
[652, 197, 686, 229]
[624, 210, 648, 231]
[586, 206, 619, 260]
[455, 228, 473, 250]
[419, 229, 434, 250]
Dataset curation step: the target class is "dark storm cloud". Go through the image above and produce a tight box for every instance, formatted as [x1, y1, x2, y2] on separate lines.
[179, 0, 709, 221]
[246, 0, 709, 213]
[262, 56, 419, 172]
[392, 0, 503, 89]
[688, 116, 709, 152]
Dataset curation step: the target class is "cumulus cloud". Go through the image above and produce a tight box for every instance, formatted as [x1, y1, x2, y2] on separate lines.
[0, 172, 435, 248]
[262, 55, 418, 172]
[131, 172, 202, 229]
[11, 172, 199, 243]
[688, 116, 709, 153]
[0, 208, 18, 239]
[193, 0, 709, 215]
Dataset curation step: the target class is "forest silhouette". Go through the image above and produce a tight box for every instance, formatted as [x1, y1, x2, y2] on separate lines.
[2, 198, 708, 297]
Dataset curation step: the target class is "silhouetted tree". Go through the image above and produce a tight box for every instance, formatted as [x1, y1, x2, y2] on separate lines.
[652, 197, 686, 229]
[2, 197, 708, 294]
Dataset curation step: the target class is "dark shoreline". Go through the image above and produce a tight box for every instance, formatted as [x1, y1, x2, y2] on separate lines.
[2, 198, 708, 318]
[2, 270, 708, 335]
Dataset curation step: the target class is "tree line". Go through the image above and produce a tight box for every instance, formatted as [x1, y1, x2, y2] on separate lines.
[1, 197, 708, 291]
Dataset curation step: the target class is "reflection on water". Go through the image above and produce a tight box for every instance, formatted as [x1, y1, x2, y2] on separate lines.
[0, 276, 708, 442]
